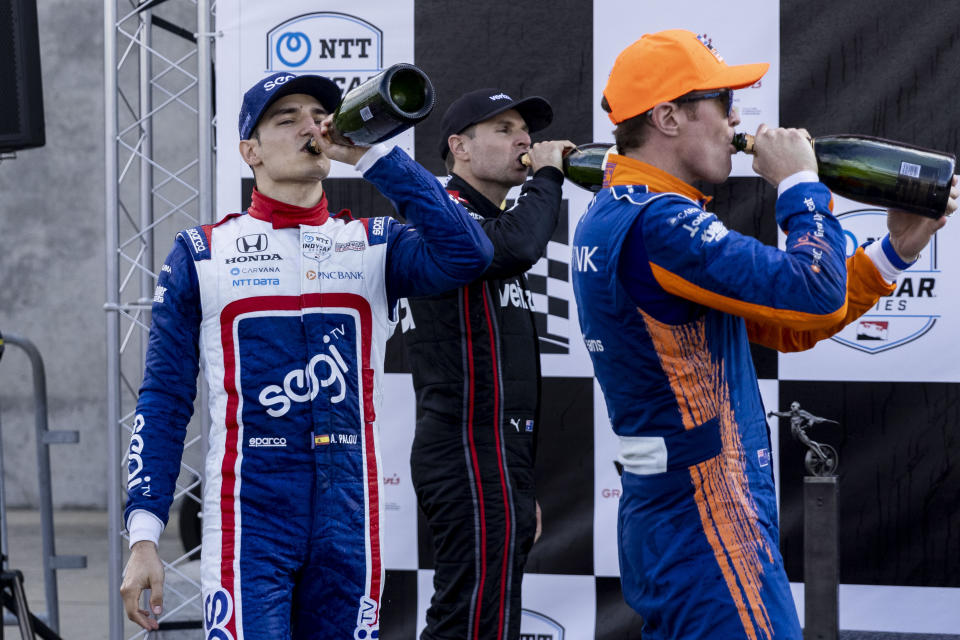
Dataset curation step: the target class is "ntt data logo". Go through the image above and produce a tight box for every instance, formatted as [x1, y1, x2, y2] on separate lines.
[833, 208, 940, 354]
[266, 13, 384, 91]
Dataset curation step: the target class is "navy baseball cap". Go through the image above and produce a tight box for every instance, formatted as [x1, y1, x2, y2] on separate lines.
[238, 72, 342, 141]
[438, 88, 553, 159]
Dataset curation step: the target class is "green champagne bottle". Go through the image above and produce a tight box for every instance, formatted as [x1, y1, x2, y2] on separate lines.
[520, 142, 616, 192]
[733, 133, 956, 219]
[328, 63, 436, 146]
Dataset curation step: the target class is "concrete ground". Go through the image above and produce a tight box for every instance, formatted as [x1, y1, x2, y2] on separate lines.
[3, 508, 200, 640]
[2, 509, 958, 639]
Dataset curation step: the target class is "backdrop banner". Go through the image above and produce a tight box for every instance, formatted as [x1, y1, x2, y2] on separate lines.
[214, 0, 960, 636]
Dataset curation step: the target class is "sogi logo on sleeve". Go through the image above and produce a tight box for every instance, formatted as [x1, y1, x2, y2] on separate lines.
[303, 232, 333, 262]
[127, 414, 151, 497]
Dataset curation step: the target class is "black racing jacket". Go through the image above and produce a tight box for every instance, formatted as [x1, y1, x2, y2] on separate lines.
[402, 168, 564, 442]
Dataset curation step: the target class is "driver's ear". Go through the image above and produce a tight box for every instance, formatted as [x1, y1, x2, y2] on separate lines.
[239, 137, 262, 169]
[448, 134, 468, 162]
[647, 102, 683, 138]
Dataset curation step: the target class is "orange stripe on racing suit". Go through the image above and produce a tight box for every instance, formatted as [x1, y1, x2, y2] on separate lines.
[747, 246, 896, 351]
[641, 309, 775, 640]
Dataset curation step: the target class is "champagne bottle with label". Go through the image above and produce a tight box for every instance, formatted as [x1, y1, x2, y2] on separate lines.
[520, 142, 616, 192]
[323, 63, 436, 147]
[733, 133, 956, 219]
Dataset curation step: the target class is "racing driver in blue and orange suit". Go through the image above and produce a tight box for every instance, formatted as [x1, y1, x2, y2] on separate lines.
[571, 30, 958, 640]
[119, 72, 493, 640]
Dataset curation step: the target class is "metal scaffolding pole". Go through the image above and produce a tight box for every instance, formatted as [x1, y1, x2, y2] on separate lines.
[103, 0, 122, 634]
[104, 0, 214, 637]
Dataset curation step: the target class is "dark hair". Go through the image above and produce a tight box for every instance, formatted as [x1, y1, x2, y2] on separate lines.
[603, 94, 650, 154]
[604, 95, 699, 155]
[612, 114, 651, 155]
[443, 124, 477, 172]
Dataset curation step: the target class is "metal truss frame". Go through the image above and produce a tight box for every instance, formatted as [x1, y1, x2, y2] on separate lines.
[104, 0, 214, 637]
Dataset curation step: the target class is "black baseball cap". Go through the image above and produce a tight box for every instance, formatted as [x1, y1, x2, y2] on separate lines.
[438, 88, 553, 159]
[238, 72, 342, 141]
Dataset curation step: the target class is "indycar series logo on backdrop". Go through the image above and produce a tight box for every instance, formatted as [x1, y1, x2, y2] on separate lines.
[833, 208, 940, 354]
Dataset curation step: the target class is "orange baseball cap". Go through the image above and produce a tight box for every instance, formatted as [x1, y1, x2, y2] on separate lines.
[603, 29, 769, 124]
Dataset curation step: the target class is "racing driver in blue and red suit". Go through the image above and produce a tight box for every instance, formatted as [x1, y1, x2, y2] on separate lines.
[119, 71, 493, 640]
[572, 30, 958, 640]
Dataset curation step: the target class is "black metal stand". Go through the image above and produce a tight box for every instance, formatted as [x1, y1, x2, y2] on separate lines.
[803, 476, 839, 640]
[0, 572, 61, 640]
[0, 569, 34, 639]
[0, 331, 65, 639]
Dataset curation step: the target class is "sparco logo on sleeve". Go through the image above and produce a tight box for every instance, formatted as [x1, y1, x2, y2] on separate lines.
[186, 227, 207, 254]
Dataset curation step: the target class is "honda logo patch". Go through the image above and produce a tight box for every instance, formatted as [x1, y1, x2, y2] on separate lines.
[237, 234, 268, 253]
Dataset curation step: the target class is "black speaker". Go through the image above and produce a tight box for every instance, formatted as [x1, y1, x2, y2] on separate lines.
[0, 0, 44, 153]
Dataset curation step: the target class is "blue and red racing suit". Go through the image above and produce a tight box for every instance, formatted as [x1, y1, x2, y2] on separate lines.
[571, 154, 901, 640]
[124, 144, 493, 640]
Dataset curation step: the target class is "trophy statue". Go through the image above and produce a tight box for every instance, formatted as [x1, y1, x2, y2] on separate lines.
[768, 401, 839, 476]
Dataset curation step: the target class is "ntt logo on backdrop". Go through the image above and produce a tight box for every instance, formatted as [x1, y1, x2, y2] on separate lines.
[266, 13, 385, 92]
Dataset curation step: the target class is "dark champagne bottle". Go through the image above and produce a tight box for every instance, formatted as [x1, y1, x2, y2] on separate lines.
[733, 133, 956, 219]
[520, 142, 615, 192]
[326, 63, 436, 146]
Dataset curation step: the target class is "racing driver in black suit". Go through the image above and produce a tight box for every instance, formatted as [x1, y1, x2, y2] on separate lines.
[402, 87, 573, 640]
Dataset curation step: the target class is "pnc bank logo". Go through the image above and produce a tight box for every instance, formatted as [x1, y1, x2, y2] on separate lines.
[266, 13, 384, 92]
